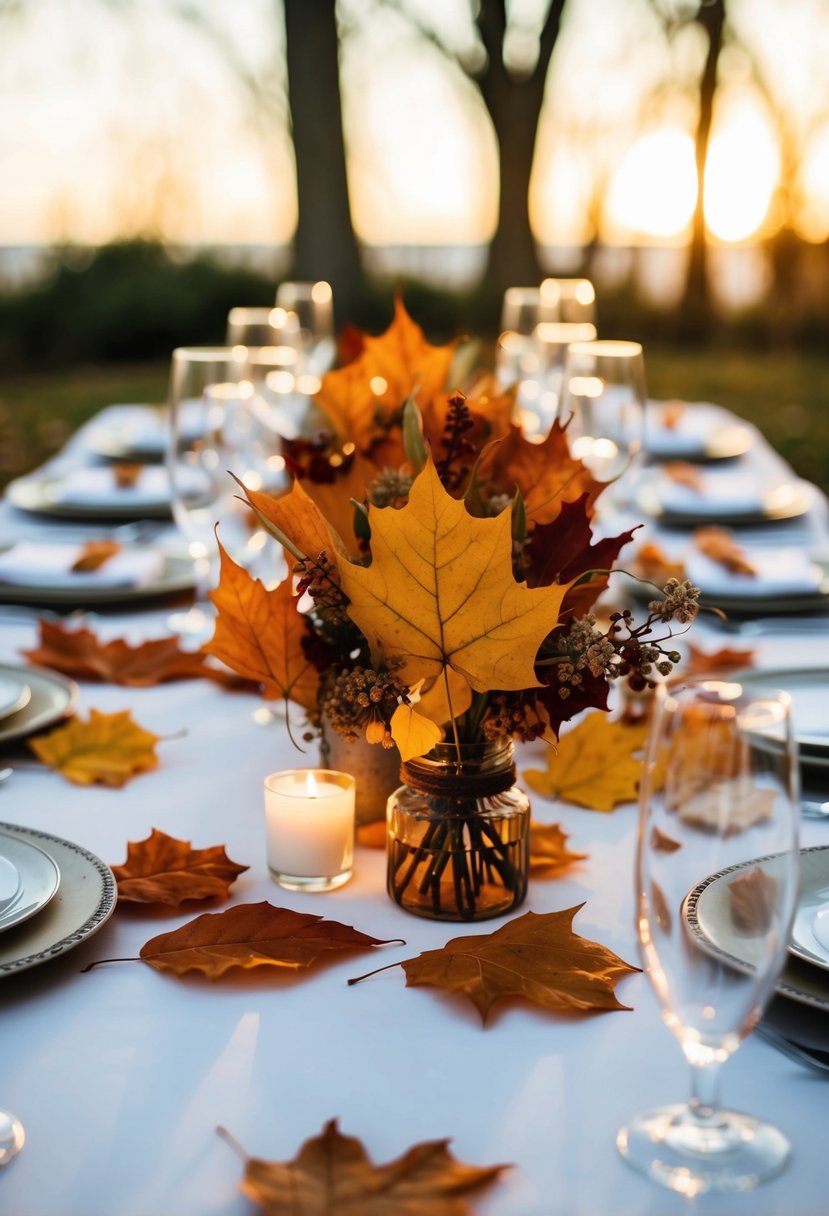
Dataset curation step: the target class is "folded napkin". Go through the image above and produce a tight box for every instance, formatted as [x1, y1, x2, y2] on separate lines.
[654, 467, 778, 518]
[50, 464, 208, 508]
[87, 401, 206, 459]
[684, 547, 823, 598]
[0, 542, 165, 590]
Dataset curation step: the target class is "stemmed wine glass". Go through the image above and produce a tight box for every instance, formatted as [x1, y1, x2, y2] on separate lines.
[618, 678, 800, 1195]
[166, 346, 273, 642]
[558, 338, 646, 523]
[275, 280, 335, 374]
[539, 277, 597, 325]
[226, 306, 302, 356]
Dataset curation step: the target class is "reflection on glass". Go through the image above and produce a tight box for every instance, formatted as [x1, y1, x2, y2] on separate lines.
[500, 285, 558, 336]
[226, 306, 302, 351]
[617, 679, 799, 1196]
[239, 345, 326, 444]
[275, 280, 335, 374]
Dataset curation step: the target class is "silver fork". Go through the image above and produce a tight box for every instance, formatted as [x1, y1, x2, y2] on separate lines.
[756, 1023, 829, 1074]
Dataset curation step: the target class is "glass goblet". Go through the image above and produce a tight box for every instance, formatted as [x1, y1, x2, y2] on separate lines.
[559, 338, 646, 521]
[540, 277, 597, 325]
[618, 678, 800, 1195]
[166, 346, 271, 642]
[226, 305, 302, 354]
[275, 280, 335, 374]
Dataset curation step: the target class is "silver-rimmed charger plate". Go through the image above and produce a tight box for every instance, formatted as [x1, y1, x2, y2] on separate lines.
[0, 822, 116, 976]
[0, 675, 31, 722]
[684, 846, 829, 1013]
[0, 549, 196, 607]
[0, 831, 60, 933]
[0, 664, 77, 746]
[732, 667, 829, 769]
[636, 478, 813, 527]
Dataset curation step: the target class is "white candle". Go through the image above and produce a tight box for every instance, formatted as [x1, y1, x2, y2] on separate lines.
[264, 769, 355, 891]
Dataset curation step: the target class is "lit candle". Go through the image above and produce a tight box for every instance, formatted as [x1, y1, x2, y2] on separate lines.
[264, 769, 356, 892]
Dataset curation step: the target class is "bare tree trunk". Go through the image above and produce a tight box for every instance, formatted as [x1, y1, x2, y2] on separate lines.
[283, 0, 363, 322]
[681, 0, 725, 332]
[476, 0, 567, 303]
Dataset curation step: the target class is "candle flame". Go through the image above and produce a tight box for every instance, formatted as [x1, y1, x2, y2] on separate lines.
[305, 771, 319, 798]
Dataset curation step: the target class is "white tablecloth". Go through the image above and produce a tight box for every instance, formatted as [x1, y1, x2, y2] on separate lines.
[0, 405, 827, 1216]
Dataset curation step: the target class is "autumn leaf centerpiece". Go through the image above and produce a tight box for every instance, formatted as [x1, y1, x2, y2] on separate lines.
[207, 300, 699, 919]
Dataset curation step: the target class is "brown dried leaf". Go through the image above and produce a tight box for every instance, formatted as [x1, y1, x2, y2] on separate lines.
[140, 902, 395, 979]
[729, 866, 779, 933]
[71, 540, 122, 572]
[28, 708, 160, 787]
[650, 825, 682, 854]
[113, 462, 142, 488]
[529, 822, 587, 876]
[397, 906, 639, 1023]
[112, 828, 248, 906]
[633, 541, 686, 585]
[663, 461, 703, 491]
[224, 1118, 506, 1216]
[23, 620, 225, 687]
[694, 526, 757, 576]
[682, 642, 756, 677]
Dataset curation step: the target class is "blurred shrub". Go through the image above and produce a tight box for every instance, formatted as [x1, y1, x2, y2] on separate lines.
[0, 241, 274, 370]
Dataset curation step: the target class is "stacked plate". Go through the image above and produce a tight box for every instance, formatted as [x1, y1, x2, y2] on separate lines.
[684, 846, 829, 1048]
[0, 822, 116, 976]
[0, 663, 78, 746]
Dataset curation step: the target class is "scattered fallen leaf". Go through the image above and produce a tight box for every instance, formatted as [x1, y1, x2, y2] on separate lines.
[694, 526, 757, 576]
[356, 821, 387, 849]
[207, 542, 320, 710]
[338, 459, 568, 697]
[29, 708, 160, 787]
[220, 1118, 506, 1216]
[23, 620, 227, 687]
[529, 822, 587, 876]
[682, 642, 755, 677]
[392, 906, 639, 1023]
[112, 828, 248, 906]
[650, 825, 681, 854]
[661, 400, 686, 429]
[664, 461, 703, 491]
[729, 866, 778, 933]
[140, 901, 395, 979]
[523, 712, 650, 811]
[71, 540, 121, 572]
[633, 541, 685, 585]
[112, 462, 142, 488]
[678, 779, 775, 835]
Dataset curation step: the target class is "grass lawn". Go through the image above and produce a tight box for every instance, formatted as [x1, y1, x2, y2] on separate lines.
[1, 346, 828, 492]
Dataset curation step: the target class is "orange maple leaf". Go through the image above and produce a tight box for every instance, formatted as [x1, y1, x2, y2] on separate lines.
[23, 621, 226, 687]
[316, 298, 455, 452]
[485, 419, 603, 525]
[112, 828, 248, 906]
[206, 542, 320, 710]
[220, 1119, 506, 1215]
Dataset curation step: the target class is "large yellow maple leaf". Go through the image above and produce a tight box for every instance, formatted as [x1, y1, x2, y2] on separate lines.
[29, 708, 160, 787]
[337, 460, 568, 694]
[315, 299, 455, 452]
[206, 542, 319, 710]
[523, 712, 656, 811]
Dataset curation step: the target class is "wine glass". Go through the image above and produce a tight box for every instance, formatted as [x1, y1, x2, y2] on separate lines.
[0, 1109, 24, 1164]
[519, 321, 597, 436]
[240, 345, 326, 445]
[275, 281, 334, 374]
[618, 678, 800, 1195]
[539, 277, 597, 324]
[500, 285, 558, 336]
[166, 346, 273, 642]
[558, 338, 646, 521]
[226, 305, 302, 354]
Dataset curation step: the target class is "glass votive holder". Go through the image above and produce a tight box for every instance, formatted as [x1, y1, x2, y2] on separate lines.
[264, 769, 356, 892]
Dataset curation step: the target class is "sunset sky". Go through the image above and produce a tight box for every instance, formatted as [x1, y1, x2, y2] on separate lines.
[1, 0, 828, 250]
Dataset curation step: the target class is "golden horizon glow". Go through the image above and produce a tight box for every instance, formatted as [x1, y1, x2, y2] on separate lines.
[606, 128, 698, 241]
[704, 103, 780, 242]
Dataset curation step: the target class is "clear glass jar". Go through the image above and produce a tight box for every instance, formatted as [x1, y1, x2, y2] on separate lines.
[386, 740, 530, 921]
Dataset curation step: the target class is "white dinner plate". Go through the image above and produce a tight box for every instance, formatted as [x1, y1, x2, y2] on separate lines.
[684, 846, 829, 1013]
[0, 549, 196, 607]
[85, 402, 205, 462]
[0, 664, 78, 746]
[636, 478, 813, 527]
[0, 832, 60, 933]
[646, 401, 753, 462]
[6, 465, 209, 521]
[0, 675, 31, 722]
[732, 667, 829, 769]
[789, 847, 829, 971]
[0, 822, 116, 976]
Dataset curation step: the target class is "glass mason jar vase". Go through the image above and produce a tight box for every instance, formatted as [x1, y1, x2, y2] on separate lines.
[386, 740, 530, 921]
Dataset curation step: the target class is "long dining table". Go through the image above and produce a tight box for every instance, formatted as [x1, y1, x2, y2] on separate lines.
[0, 400, 827, 1216]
